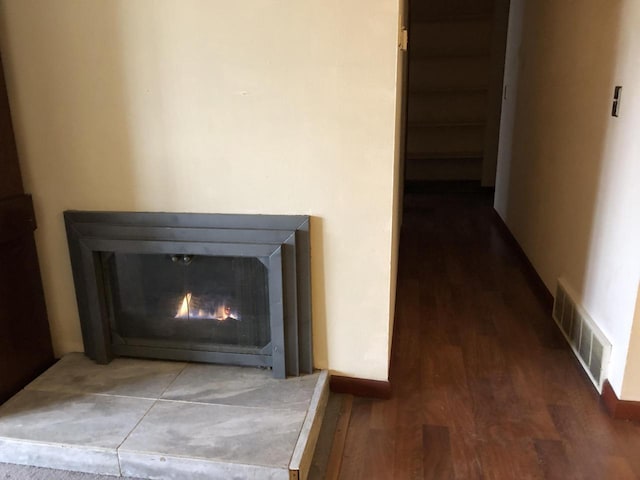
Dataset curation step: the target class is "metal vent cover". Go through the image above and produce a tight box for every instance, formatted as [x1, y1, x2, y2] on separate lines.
[552, 278, 611, 392]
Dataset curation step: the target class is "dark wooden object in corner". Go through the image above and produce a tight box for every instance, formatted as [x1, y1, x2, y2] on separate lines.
[601, 380, 640, 422]
[329, 375, 392, 399]
[0, 59, 53, 404]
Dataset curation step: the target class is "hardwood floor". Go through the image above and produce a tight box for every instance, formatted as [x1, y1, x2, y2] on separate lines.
[338, 191, 640, 480]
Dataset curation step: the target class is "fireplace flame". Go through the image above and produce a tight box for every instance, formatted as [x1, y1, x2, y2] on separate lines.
[174, 292, 239, 321]
[175, 293, 193, 318]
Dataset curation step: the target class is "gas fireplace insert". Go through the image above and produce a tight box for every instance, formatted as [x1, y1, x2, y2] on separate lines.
[64, 211, 312, 378]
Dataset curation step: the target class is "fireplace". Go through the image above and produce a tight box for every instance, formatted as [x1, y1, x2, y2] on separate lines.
[64, 212, 312, 378]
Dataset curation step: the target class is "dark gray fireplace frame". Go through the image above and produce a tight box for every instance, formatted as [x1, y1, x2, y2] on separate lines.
[64, 211, 312, 378]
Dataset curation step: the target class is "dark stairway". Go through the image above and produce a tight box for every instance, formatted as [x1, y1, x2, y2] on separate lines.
[406, 0, 495, 183]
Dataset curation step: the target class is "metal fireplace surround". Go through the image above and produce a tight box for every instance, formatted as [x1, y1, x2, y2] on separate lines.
[64, 211, 312, 378]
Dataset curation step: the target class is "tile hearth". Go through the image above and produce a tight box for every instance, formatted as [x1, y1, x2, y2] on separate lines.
[0, 354, 328, 480]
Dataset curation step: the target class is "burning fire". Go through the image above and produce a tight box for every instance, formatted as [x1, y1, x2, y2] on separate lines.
[174, 292, 238, 321]
[175, 293, 193, 318]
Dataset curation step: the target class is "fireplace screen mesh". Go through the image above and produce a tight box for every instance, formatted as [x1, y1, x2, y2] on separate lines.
[101, 253, 271, 351]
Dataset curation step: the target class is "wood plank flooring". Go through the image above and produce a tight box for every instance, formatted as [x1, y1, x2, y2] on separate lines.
[338, 192, 640, 479]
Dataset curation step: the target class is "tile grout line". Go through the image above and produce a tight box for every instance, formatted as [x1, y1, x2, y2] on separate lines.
[114, 400, 157, 477]
[149, 363, 316, 411]
[152, 397, 311, 410]
[114, 362, 190, 476]
[158, 362, 190, 399]
[1, 361, 325, 478]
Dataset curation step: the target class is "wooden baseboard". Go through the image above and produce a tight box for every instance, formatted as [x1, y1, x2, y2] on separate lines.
[329, 375, 392, 399]
[492, 212, 640, 421]
[491, 209, 554, 313]
[601, 380, 640, 421]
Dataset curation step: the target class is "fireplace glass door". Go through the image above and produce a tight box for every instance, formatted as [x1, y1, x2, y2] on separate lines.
[101, 253, 271, 354]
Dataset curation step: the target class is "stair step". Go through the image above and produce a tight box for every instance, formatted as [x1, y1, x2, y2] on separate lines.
[411, 13, 494, 24]
[409, 86, 489, 95]
[405, 156, 483, 182]
[407, 123, 485, 158]
[407, 152, 484, 160]
[410, 19, 493, 57]
[412, 52, 491, 60]
[407, 122, 485, 155]
[408, 121, 485, 129]
[408, 89, 487, 124]
[411, 11, 494, 24]
[409, 57, 489, 91]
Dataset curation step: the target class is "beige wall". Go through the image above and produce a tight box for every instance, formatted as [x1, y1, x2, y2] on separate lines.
[495, 0, 640, 398]
[0, 0, 401, 381]
[388, 0, 408, 354]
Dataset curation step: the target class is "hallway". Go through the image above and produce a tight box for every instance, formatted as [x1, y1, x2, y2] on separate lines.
[338, 191, 640, 479]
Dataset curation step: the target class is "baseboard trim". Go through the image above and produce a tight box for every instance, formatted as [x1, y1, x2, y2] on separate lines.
[491, 209, 554, 313]
[404, 180, 491, 194]
[601, 380, 640, 421]
[329, 375, 392, 399]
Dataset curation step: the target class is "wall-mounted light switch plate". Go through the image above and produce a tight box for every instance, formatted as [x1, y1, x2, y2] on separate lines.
[612, 86, 622, 117]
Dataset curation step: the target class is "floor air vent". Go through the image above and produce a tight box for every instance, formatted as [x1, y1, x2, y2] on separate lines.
[552, 279, 611, 392]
